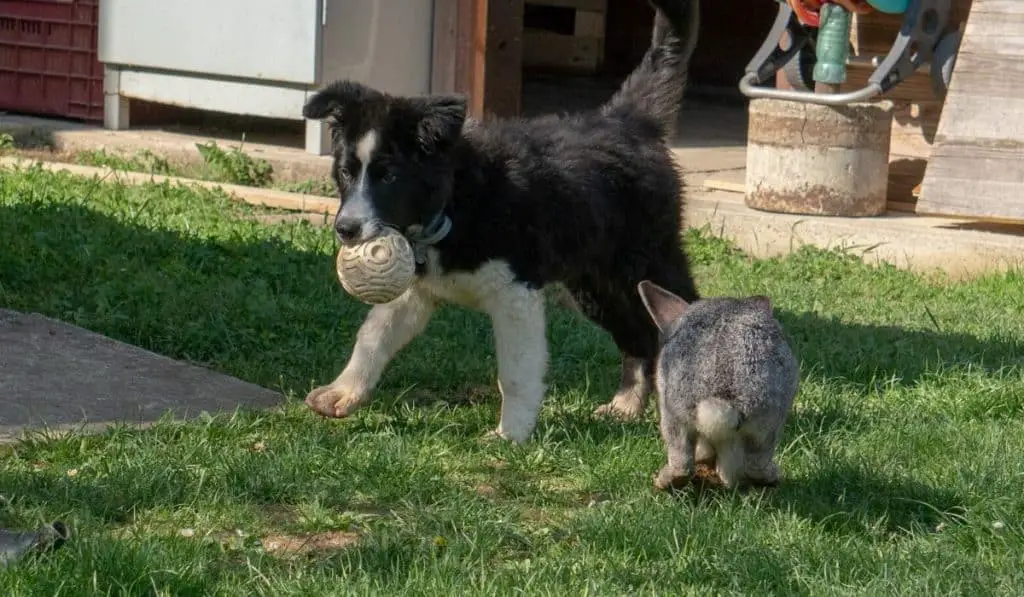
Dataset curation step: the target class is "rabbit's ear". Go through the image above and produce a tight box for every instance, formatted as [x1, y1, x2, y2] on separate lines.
[638, 280, 689, 334]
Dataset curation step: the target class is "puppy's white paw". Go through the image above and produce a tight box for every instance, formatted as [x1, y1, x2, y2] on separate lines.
[490, 424, 531, 445]
[304, 385, 368, 418]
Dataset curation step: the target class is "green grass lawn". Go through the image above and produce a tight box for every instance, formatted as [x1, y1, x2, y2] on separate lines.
[1, 164, 1023, 596]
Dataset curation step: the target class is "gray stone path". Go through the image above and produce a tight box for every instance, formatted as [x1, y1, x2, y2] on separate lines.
[0, 310, 284, 443]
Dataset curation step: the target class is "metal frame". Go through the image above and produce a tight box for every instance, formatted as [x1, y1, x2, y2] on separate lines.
[739, 0, 952, 105]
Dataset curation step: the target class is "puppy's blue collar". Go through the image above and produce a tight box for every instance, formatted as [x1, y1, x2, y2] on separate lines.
[407, 211, 452, 264]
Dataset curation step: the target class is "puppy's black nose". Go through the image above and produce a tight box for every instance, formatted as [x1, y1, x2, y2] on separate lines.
[334, 217, 362, 243]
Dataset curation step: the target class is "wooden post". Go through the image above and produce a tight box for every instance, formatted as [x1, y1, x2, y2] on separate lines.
[479, 0, 524, 119]
[430, 0, 523, 119]
[431, 0, 460, 95]
[916, 0, 1024, 222]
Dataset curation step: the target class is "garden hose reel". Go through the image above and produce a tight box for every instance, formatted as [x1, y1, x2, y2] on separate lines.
[739, 0, 962, 105]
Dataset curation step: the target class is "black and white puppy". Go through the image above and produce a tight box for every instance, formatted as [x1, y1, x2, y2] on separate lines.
[303, 0, 702, 443]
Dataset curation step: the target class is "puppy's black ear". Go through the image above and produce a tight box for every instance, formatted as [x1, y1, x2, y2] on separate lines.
[302, 80, 378, 122]
[415, 95, 467, 153]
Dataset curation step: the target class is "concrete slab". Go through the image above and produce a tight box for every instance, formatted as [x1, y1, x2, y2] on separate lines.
[686, 191, 1024, 279]
[0, 93, 749, 185]
[0, 310, 285, 443]
[0, 112, 333, 183]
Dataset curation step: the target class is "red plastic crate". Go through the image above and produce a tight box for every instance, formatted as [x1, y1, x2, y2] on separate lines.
[0, 0, 103, 122]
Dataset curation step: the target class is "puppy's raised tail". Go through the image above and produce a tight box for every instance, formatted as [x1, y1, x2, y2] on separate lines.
[601, 0, 700, 137]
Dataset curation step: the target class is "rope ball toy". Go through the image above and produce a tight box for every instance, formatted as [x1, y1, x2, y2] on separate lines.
[335, 228, 417, 304]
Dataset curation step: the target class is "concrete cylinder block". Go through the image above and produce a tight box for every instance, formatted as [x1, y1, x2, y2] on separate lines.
[745, 99, 895, 217]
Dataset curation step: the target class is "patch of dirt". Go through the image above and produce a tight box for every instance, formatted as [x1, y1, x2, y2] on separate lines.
[260, 530, 360, 557]
[261, 505, 298, 526]
[474, 483, 499, 498]
[693, 463, 724, 488]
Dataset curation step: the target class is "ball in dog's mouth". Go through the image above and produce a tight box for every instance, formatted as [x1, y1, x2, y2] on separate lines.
[335, 228, 416, 304]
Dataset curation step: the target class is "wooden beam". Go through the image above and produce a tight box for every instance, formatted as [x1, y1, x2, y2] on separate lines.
[431, 0, 460, 95]
[433, 0, 521, 118]
[471, 0, 489, 116]
[431, 0, 523, 118]
[455, 0, 475, 98]
[480, 0, 524, 119]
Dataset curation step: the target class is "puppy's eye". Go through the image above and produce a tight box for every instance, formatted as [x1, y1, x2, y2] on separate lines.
[369, 163, 396, 185]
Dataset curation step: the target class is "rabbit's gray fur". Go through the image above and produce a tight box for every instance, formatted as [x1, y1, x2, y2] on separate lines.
[638, 281, 800, 490]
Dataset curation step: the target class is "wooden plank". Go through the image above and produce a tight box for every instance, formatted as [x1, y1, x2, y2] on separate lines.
[574, 9, 605, 38]
[461, 0, 525, 118]
[525, 0, 606, 11]
[431, 0, 460, 95]
[702, 178, 746, 194]
[522, 30, 603, 72]
[458, 0, 526, 119]
[889, 102, 942, 158]
[455, 0, 478, 102]
[470, 0, 488, 117]
[522, 1, 605, 74]
[481, 0, 524, 118]
[917, 0, 1024, 221]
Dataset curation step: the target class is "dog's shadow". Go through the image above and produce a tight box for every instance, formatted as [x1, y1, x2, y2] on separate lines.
[664, 461, 966, 538]
[772, 464, 966, 536]
[775, 309, 1021, 392]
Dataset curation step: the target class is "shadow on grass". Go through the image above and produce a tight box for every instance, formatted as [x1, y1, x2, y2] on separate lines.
[668, 463, 965, 538]
[2, 198, 1020, 417]
[768, 464, 966, 537]
[776, 309, 1021, 392]
[778, 471, 962, 536]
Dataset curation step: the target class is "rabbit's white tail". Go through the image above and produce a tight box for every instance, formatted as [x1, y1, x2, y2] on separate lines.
[695, 398, 740, 442]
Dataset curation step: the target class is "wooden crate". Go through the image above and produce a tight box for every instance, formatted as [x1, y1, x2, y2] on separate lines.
[523, 0, 607, 74]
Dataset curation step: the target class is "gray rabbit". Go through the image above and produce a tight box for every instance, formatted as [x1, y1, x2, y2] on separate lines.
[637, 281, 799, 490]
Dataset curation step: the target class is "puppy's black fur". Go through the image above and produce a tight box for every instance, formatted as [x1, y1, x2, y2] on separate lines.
[305, 0, 701, 412]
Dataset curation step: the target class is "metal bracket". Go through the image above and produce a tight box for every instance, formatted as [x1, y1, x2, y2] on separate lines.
[739, 0, 953, 105]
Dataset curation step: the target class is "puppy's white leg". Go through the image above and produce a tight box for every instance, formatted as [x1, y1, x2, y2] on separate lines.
[306, 288, 435, 418]
[485, 284, 548, 444]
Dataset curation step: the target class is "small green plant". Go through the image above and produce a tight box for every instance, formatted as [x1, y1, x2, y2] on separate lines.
[277, 178, 336, 197]
[196, 141, 274, 187]
[76, 148, 174, 176]
[0, 132, 14, 152]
